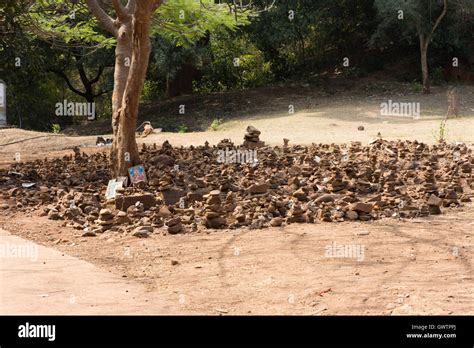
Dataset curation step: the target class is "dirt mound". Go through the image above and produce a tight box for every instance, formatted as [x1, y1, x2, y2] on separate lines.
[0, 128, 472, 237]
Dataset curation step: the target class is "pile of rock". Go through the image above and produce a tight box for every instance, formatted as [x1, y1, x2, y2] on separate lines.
[243, 126, 265, 149]
[0, 128, 472, 237]
[202, 190, 226, 228]
[287, 203, 306, 223]
[96, 208, 115, 232]
[165, 217, 183, 234]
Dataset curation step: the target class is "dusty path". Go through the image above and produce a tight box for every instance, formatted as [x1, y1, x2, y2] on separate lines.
[1, 206, 472, 315]
[0, 228, 189, 315]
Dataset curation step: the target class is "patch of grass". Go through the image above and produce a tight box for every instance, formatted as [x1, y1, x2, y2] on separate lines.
[411, 80, 423, 93]
[51, 124, 61, 134]
[432, 118, 448, 143]
[178, 124, 189, 133]
[209, 118, 223, 131]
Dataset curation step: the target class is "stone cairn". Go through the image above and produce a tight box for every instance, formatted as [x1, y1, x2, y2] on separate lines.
[203, 190, 226, 228]
[243, 126, 265, 149]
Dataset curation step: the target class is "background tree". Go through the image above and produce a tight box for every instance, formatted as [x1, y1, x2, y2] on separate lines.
[20, 0, 247, 176]
[373, 0, 449, 94]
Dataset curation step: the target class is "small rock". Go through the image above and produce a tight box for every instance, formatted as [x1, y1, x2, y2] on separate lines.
[270, 217, 284, 227]
[248, 182, 270, 194]
[346, 210, 359, 220]
[349, 202, 373, 214]
[82, 231, 97, 237]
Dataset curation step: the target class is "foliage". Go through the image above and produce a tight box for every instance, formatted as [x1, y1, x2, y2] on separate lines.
[51, 123, 61, 133]
[193, 29, 273, 92]
[178, 124, 189, 133]
[433, 118, 448, 143]
[209, 118, 223, 131]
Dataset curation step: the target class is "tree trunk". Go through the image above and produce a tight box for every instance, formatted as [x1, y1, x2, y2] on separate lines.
[86, 0, 161, 177]
[110, 2, 154, 177]
[417, 0, 447, 95]
[110, 22, 133, 177]
[420, 37, 430, 94]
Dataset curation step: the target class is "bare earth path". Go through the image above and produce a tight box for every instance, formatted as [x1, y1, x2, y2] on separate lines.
[1, 206, 472, 315]
[0, 228, 187, 315]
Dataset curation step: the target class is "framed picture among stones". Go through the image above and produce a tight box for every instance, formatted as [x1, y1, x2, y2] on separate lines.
[128, 165, 147, 185]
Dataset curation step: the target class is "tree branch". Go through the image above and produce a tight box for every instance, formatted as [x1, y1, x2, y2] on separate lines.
[85, 0, 117, 36]
[76, 59, 91, 91]
[427, 0, 448, 43]
[112, 0, 130, 20]
[90, 66, 105, 84]
[48, 69, 87, 98]
[94, 89, 111, 98]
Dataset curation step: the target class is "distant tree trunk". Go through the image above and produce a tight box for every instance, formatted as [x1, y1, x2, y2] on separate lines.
[86, 0, 163, 177]
[419, 36, 430, 94]
[416, 0, 448, 94]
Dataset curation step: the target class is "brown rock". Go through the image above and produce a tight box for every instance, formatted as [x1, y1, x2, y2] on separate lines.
[166, 217, 181, 227]
[315, 194, 337, 204]
[349, 202, 373, 213]
[161, 188, 186, 206]
[115, 194, 156, 211]
[168, 223, 183, 234]
[427, 194, 443, 207]
[248, 183, 270, 194]
[293, 188, 308, 201]
[157, 205, 172, 218]
[270, 217, 284, 227]
[346, 210, 359, 220]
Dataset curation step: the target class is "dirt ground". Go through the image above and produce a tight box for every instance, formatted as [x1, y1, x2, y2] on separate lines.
[1, 85, 473, 315]
[1, 205, 472, 315]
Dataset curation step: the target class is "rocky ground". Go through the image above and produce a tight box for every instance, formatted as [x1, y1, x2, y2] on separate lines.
[0, 126, 472, 240]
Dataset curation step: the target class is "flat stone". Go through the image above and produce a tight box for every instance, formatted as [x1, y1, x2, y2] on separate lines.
[168, 223, 183, 234]
[427, 194, 443, 207]
[293, 188, 308, 201]
[248, 183, 270, 194]
[115, 194, 156, 211]
[161, 188, 186, 206]
[166, 217, 181, 227]
[315, 194, 337, 204]
[82, 231, 97, 237]
[132, 227, 150, 238]
[270, 217, 284, 227]
[349, 202, 373, 213]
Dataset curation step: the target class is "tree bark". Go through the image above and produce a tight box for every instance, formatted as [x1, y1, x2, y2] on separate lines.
[110, 1, 155, 177]
[86, 0, 161, 177]
[420, 37, 430, 94]
[416, 0, 448, 94]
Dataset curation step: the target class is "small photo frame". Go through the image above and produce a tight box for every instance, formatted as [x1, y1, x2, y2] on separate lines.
[128, 165, 147, 185]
